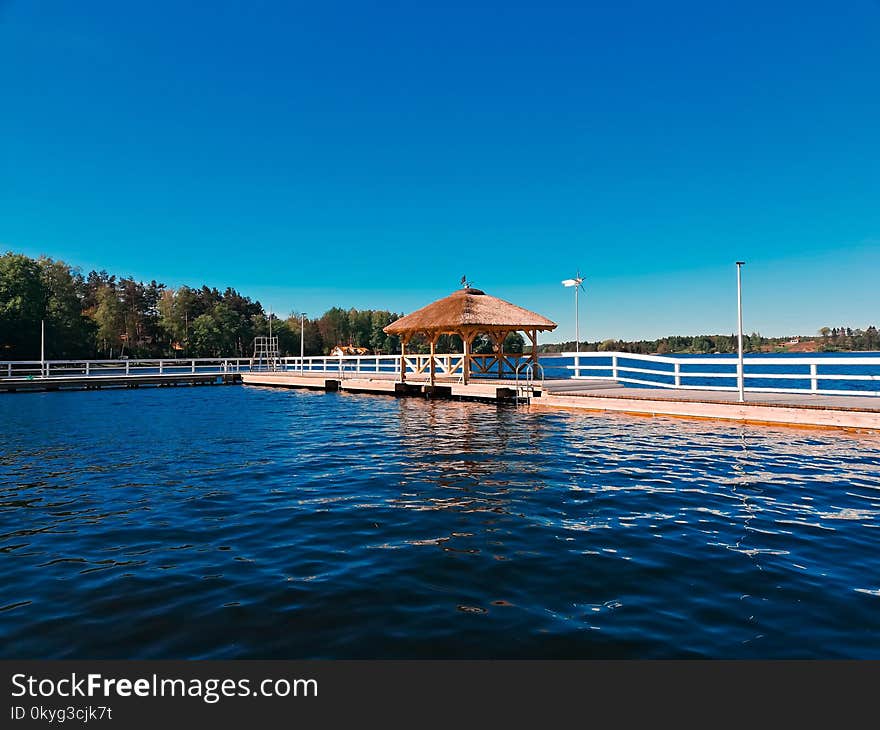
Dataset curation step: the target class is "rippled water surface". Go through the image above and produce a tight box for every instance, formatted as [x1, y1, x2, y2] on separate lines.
[2, 386, 880, 658]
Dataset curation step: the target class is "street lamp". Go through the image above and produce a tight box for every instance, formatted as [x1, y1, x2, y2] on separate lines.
[562, 272, 585, 377]
[736, 261, 745, 402]
[298, 312, 307, 372]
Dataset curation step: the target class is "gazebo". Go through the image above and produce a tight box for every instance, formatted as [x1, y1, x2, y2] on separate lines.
[383, 287, 557, 386]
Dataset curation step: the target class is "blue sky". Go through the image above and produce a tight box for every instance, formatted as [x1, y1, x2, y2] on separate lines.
[1, 1, 878, 341]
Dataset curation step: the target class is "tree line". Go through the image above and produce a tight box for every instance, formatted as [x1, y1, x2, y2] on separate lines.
[3, 250, 876, 360]
[539, 333, 769, 355]
[0, 252, 404, 360]
[539, 327, 880, 355]
[817, 326, 880, 352]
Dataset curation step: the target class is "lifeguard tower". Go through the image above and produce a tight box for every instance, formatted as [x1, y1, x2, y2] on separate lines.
[251, 335, 280, 371]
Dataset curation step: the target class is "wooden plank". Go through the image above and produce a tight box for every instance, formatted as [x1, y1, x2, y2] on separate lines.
[537, 392, 880, 431]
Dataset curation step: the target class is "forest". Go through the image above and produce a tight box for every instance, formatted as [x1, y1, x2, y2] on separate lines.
[0, 252, 403, 360]
[2, 251, 876, 360]
[540, 327, 880, 355]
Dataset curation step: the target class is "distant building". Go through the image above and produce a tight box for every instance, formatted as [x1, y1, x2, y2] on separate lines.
[330, 345, 370, 357]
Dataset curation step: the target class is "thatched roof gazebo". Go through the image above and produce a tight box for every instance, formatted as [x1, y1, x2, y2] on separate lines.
[383, 287, 557, 385]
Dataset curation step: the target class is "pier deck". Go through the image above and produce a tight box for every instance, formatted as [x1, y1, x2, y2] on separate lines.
[0, 372, 241, 392]
[241, 371, 537, 401]
[242, 371, 880, 432]
[539, 385, 880, 431]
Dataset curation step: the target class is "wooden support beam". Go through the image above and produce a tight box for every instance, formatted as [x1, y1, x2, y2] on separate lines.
[530, 330, 539, 373]
[462, 336, 470, 385]
[521, 329, 538, 376]
[400, 337, 407, 383]
[429, 333, 439, 386]
[495, 329, 508, 378]
[461, 328, 477, 385]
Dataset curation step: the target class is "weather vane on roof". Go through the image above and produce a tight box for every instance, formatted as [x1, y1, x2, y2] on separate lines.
[461, 275, 472, 289]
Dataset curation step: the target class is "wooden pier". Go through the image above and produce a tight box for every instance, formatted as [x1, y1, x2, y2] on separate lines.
[537, 384, 880, 432]
[241, 371, 880, 432]
[241, 372, 525, 402]
[3, 350, 880, 432]
[0, 372, 241, 393]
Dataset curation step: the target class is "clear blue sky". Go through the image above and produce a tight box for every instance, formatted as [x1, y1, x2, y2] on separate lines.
[2, 1, 878, 341]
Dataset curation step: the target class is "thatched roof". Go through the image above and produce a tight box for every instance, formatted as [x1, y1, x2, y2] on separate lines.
[384, 288, 557, 336]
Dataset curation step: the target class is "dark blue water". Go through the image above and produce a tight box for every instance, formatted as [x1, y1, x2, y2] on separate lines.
[2, 386, 880, 658]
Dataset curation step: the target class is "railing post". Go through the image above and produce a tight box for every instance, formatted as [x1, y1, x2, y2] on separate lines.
[45, 362, 50, 377]
[125, 360, 130, 375]
[674, 362, 681, 388]
[612, 354, 618, 381]
[810, 363, 818, 393]
[6, 363, 11, 377]
[85, 362, 90, 376]
[192, 359, 196, 374]
[159, 359, 164, 374]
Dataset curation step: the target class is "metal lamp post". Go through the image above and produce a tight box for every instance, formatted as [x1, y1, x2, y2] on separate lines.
[736, 261, 745, 402]
[299, 312, 306, 372]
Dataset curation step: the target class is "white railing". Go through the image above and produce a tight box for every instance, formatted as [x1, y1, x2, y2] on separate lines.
[4, 351, 879, 396]
[276, 353, 508, 380]
[0, 354, 522, 381]
[0, 358, 253, 379]
[563, 351, 880, 397]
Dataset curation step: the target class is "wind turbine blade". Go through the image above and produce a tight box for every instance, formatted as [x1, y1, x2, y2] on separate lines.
[561, 279, 577, 287]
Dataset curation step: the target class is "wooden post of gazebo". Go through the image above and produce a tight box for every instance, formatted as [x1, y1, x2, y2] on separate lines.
[429, 334, 438, 386]
[528, 329, 538, 373]
[462, 331, 471, 386]
[399, 336, 408, 383]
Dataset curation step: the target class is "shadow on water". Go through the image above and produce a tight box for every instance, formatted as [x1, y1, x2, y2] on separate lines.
[1, 386, 880, 658]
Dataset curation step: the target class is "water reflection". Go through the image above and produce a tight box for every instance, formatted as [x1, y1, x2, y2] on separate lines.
[1, 387, 880, 658]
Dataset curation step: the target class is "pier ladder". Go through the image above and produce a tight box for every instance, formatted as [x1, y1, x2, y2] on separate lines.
[515, 361, 544, 405]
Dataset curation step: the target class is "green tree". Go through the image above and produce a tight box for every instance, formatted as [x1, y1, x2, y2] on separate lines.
[317, 307, 350, 352]
[38, 257, 95, 358]
[92, 285, 125, 357]
[503, 332, 524, 354]
[190, 313, 222, 356]
[0, 253, 48, 359]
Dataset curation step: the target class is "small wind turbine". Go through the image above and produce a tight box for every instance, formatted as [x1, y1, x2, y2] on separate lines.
[561, 272, 586, 360]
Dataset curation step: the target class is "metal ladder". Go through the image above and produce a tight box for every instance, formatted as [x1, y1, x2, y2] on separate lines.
[514, 361, 544, 405]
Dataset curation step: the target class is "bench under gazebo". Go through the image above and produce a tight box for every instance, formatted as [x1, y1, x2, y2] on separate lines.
[383, 286, 557, 386]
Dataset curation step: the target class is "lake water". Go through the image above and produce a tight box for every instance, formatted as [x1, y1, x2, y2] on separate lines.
[2, 385, 880, 658]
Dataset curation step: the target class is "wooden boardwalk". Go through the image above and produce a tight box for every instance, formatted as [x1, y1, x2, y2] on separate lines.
[5, 366, 878, 432]
[538, 385, 880, 432]
[241, 371, 880, 432]
[0, 372, 241, 392]
[241, 372, 525, 401]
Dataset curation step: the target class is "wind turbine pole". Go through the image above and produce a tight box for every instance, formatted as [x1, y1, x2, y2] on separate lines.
[562, 272, 585, 379]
